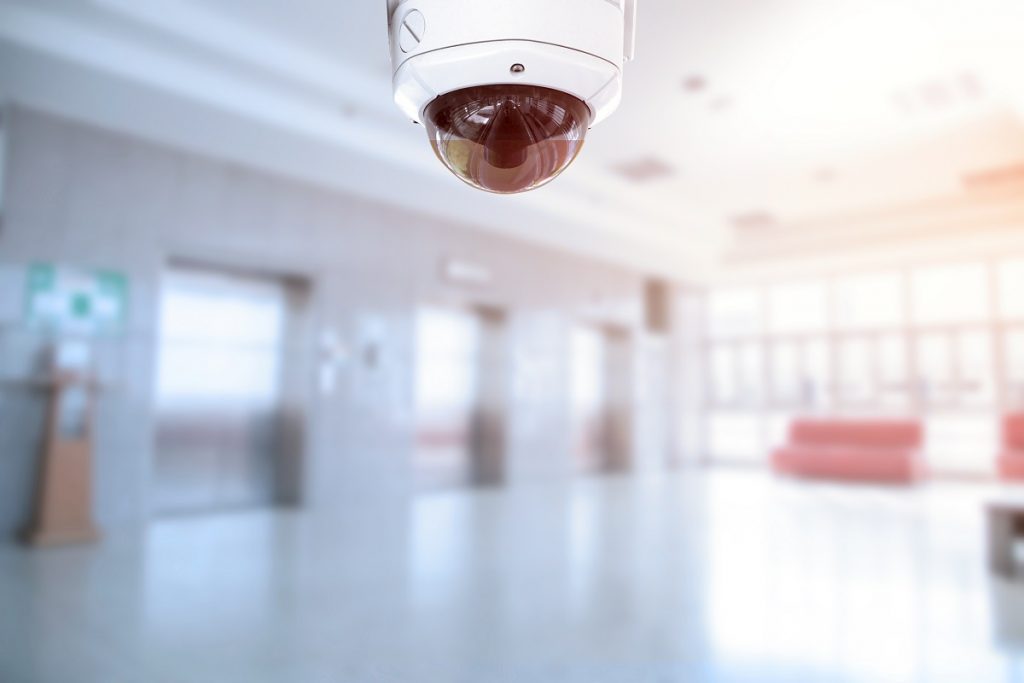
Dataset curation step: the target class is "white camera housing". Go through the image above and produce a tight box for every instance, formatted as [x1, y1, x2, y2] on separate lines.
[388, 0, 636, 126]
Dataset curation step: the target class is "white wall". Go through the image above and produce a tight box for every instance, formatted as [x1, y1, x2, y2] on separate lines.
[0, 106, 678, 536]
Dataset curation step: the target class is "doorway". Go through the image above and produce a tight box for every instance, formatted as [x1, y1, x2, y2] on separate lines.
[413, 306, 507, 491]
[152, 264, 308, 514]
[570, 324, 633, 474]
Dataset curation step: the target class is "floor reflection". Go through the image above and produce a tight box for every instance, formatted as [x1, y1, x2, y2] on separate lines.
[1, 471, 1023, 682]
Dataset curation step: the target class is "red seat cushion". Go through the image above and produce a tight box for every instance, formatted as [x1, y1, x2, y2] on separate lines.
[999, 450, 1024, 480]
[774, 419, 924, 483]
[1004, 415, 1024, 450]
[790, 419, 922, 449]
[774, 446, 922, 482]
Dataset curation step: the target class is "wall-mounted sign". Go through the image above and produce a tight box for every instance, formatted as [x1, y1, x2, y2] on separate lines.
[25, 264, 128, 335]
[442, 258, 492, 286]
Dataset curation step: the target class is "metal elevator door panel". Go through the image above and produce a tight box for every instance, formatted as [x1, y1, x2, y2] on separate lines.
[570, 325, 633, 475]
[570, 325, 609, 474]
[413, 308, 481, 491]
[153, 266, 290, 515]
[412, 306, 508, 491]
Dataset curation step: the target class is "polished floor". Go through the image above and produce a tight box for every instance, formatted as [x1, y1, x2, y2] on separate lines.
[2, 470, 1023, 683]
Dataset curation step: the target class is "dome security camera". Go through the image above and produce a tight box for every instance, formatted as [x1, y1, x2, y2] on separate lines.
[388, 0, 637, 194]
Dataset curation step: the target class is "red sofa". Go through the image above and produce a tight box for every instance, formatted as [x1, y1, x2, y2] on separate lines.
[998, 415, 1024, 481]
[772, 419, 925, 484]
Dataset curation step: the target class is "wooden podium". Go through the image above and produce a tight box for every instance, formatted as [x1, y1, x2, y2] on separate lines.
[23, 372, 101, 546]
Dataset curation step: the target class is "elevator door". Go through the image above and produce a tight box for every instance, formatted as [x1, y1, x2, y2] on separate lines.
[153, 266, 291, 514]
[413, 307, 506, 491]
[571, 326, 609, 473]
[571, 325, 633, 474]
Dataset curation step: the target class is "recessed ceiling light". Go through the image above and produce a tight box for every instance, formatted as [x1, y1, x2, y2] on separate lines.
[709, 96, 734, 113]
[611, 157, 675, 183]
[682, 75, 707, 93]
[731, 211, 778, 232]
[813, 168, 838, 183]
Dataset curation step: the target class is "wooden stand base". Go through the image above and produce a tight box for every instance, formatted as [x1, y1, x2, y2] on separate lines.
[22, 374, 101, 547]
[23, 527, 101, 548]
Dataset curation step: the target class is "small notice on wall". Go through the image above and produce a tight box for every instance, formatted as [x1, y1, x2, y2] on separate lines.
[25, 264, 128, 335]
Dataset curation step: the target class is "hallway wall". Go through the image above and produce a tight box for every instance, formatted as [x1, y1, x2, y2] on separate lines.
[0, 106, 673, 536]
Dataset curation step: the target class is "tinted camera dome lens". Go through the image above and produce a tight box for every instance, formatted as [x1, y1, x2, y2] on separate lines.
[424, 84, 592, 194]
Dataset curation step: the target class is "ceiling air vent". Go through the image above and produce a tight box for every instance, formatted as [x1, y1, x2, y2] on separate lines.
[611, 157, 675, 183]
[730, 211, 779, 233]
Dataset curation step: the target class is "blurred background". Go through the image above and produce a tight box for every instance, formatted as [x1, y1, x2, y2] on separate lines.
[1, 0, 1024, 681]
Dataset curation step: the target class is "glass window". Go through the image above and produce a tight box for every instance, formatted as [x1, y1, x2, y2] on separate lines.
[706, 342, 763, 408]
[910, 262, 989, 326]
[708, 413, 763, 463]
[766, 411, 798, 449]
[925, 414, 998, 475]
[834, 271, 904, 331]
[804, 339, 831, 409]
[916, 330, 995, 409]
[877, 334, 910, 409]
[710, 345, 737, 406]
[836, 337, 875, 406]
[769, 341, 801, 405]
[769, 338, 831, 409]
[998, 258, 1024, 320]
[768, 281, 829, 335]
[917, 333, 956, 407]
[1007, 329, 1024, 407]
[957, 330, 995, 408]
[709, 288, 762, 339]
[737, 341, 765, 406]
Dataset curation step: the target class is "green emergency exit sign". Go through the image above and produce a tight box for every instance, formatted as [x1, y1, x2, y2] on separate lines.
[25, 264, 128, 335]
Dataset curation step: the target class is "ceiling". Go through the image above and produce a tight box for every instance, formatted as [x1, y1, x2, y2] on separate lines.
[2, 0, 1024, 281]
